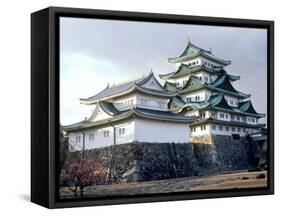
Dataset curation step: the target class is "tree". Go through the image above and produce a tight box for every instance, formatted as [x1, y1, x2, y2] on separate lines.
[66, 159, 106, 197]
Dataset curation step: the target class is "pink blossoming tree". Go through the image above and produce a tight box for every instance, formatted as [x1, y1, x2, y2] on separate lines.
[66, 159, 106, 197]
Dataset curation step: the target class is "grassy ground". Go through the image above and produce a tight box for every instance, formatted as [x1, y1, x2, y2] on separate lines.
[60, 170, 267, 199]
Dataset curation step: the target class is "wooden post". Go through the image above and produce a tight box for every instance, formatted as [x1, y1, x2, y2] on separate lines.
[81, 132, 85, 159]
[106, 123, 116, 182]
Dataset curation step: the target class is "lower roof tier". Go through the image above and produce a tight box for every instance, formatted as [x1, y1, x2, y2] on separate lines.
[168, 93, 265, 118]
[164, 74, 250, 99]
[63, 106, 196, 132]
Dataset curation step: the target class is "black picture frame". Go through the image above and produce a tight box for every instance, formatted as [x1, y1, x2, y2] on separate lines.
[31, 6, 274, 208]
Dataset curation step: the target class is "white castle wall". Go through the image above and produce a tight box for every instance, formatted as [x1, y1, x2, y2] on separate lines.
[68, 118, 190, 151]
[135, 118, 189, 143]
[181, 89, 212, 102]
[68, 119, 135, 151]
[224, 95, 239, 107]
[112, 93, 169, 112]
[190, 123, 260, 138]
[112, 94, 136, 111]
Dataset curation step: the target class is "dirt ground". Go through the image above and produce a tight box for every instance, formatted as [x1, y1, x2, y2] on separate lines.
[60, 170, 267, 199]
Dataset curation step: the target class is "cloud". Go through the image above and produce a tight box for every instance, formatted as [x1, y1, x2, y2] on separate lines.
[60, 17, 267, 125]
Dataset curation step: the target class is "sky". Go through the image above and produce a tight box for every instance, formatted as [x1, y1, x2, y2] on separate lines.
[60, 17, 267, 125]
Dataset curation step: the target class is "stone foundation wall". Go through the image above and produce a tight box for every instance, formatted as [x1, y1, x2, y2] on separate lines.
[67, 135, 263, 183]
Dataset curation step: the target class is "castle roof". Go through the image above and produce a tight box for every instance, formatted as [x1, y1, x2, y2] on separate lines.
[211, 74, 240, 93]
[80, 72, 176, 104]
[98, 101, 120, 116]
[238, 100, 261, 115]
[173, 75, 249, 99]
[168, 42, 231, 65]
[168, 93, 265, 118]
[63, 103, 196, 132]
[160, 64, 239, 81]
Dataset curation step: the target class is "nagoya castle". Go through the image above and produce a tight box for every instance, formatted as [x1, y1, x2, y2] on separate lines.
[64, 40, 265, 150]
[162, 40, 265, 143]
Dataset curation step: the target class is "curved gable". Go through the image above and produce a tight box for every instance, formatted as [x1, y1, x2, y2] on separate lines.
[140, 74, 164, 91]
[88, 103, 114, 122]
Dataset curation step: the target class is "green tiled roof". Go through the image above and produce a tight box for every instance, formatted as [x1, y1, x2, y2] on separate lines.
[163, 82, 180, 92]
[168, 42, 231, 65]
[238, 100, 262, 116]
[159, 64, 240, 82]
[212, 74, 238, 93]
[176, 75, 249, 99]
[168, 93, 264, 118]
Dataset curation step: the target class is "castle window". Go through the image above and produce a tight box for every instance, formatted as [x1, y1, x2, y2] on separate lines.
[118, 128, 125, 135]
[225, 114, 228, 119]
[230, 100, 233, 105]
[200, 112, 206, 118]
[201, 125, 206, 131]
[237, 116, 240, 121]
[211, 112, 216, 118]
[231, 115, 235, 120]
[204, 77, 208, 82]
[104, 130, 109, 138]
[243, 128, 246, 133]
[76, 136, 81, 144]
[195, 96, 200, 101]
[232, 134, 240, 140]
[140, 99, 149, 106]
[237, 127, 241, 132]
[242, 116, 247, 122]
[89, 133, 94, 141]
[219, 113, 224, 118]
[219, 126, 223, 131]
[232, 127, 236, 132]
[212, 125, 216, 130]
[226, 126, 230, 131]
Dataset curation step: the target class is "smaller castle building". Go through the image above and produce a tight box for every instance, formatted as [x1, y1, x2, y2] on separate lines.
[63, 72, 195, 151]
